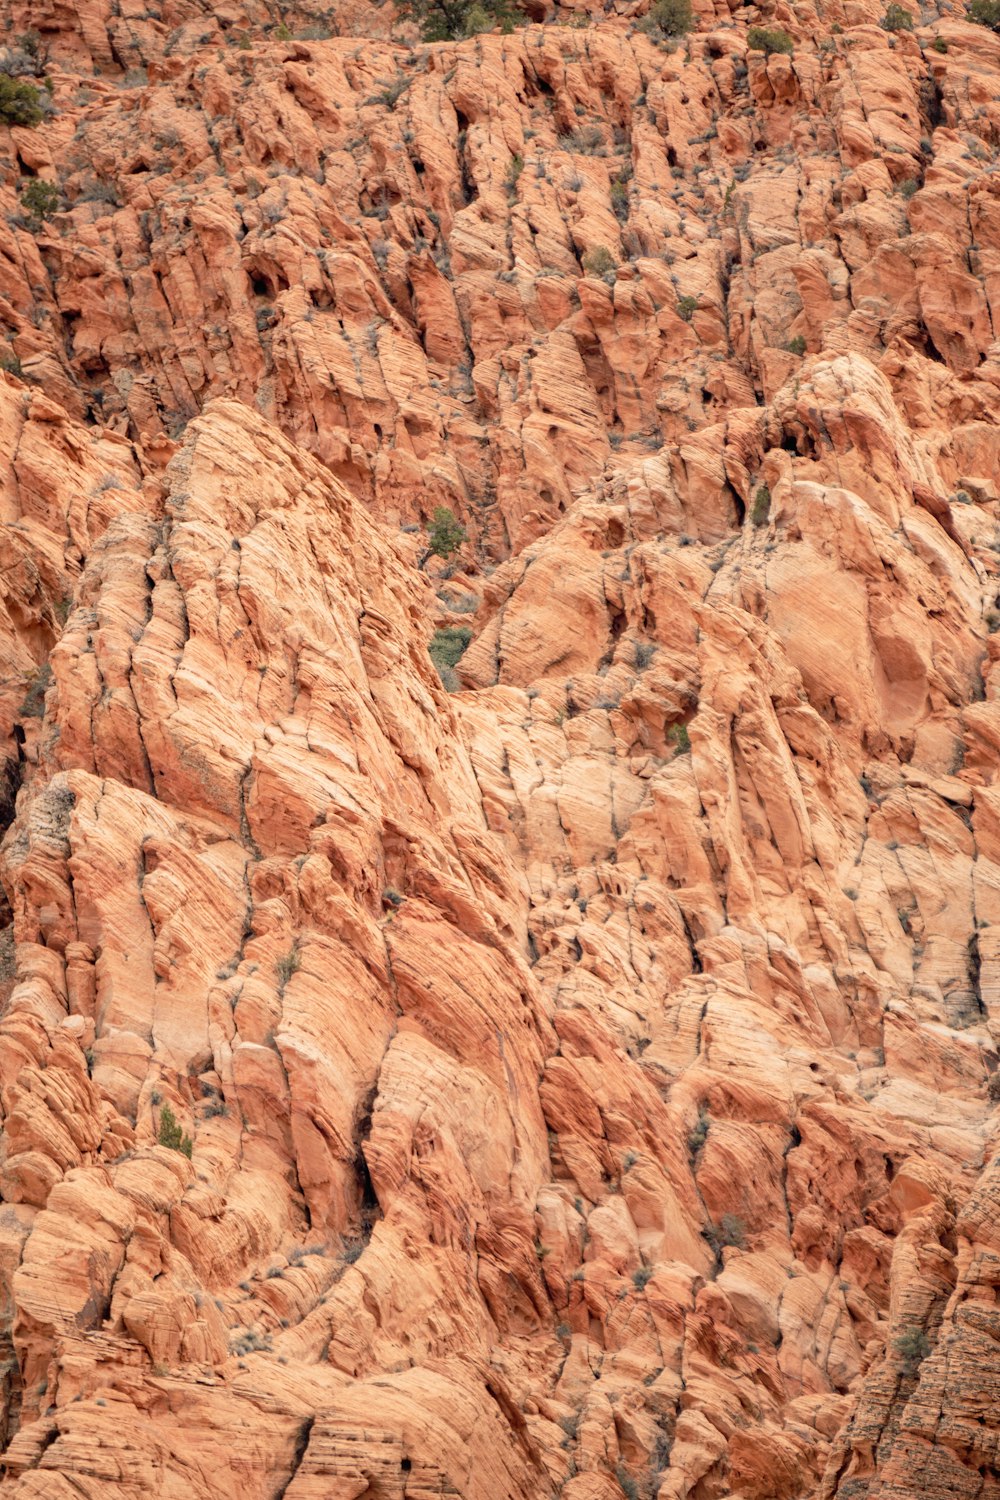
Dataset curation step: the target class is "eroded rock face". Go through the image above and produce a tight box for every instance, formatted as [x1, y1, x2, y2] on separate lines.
[1, 2, 1000, 1498]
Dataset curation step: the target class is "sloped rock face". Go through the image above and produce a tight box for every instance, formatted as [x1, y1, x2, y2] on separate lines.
[1, 2, 1000, 1499]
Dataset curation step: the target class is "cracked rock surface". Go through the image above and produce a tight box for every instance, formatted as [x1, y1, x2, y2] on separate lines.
[1, 1, 1000, 1497]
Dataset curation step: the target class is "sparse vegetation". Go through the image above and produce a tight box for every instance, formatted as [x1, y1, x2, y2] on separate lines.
[394, 0, 519, 40]
[881, 2, 914, 28]
[615, 1462, 640, 1500]
[582, 245, 616, 277]
[786, 335, 806, 356]
[703, 1213, 747, 1254]
[638, 0, 693, 40]
[688, 1103, 709, 1156]
[0, 75, 45, 127]
[276, 944, 301, 991]
[676, 295, 698, 322]
[19, 662, 51, 719]
[429, 626, 473, 690]
[427, 505, 466, 558]
[746, 26, 794, 54]
[230, 1328, 272, 1355]
[632, 1264, 654, 1289]
[667, 722, 691, 754]
[20, 179, 59, 225]
[367, 75, 410, 109]
[895, 1326, 931, 1373]
[157, 1104, 193, 1159]
[751, 484, 771, 527]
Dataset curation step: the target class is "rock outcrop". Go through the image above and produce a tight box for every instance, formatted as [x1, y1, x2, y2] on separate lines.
[1, 2, 1000, 1498]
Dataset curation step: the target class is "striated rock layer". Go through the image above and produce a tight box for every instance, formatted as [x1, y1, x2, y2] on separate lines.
[1, 1, 1000, 1498]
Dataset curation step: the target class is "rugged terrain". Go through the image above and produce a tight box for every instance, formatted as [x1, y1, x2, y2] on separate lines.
[1, 0, 1000, 1496]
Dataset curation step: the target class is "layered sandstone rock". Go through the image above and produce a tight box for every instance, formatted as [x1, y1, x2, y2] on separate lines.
[1, 1, 1000, 1498]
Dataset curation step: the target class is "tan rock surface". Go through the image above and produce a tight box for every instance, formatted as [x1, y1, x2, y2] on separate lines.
[1, 2, 1000, 1498]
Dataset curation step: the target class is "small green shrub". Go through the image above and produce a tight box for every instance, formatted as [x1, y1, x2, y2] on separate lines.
[560, 124, 605, 154]
[367, 75, 410, 109]
[703, 1213, 747, 1254]
[395, 0, 518, 41]
[751, 484, 771, 527]
[932, 34, 948, 49]
[688, 1103, 709, 1155]
[786, 334, 806, 356]
[18, 662, 51, 718]
[230, 1328, 272, 1354]
[651, 0, 692, 33]
[896, 177, 919, 198]
[676, 294, 698, 322]
[615, 1462, 640, 1500]
[157, 1104, 193, 1158]
[429, 626, 472, 690]
[610, 178, 629, 220]
[582, 245, 616, 277]
[968, 0, 1000, 20]
[895, 1326, 931, 1373]
[881, 2, 914, 28]
[667, 722, 690, 754]
[747, 26, 794, 54]
[276, 944, 300, 991]
[632, 1264, 654, 1289]
[505, 152, 523, 195]
[639, 0, 693, 39]
[427, 506, 466, 558]
[0, 75, 45, 127]
[20, 178, 59, 223]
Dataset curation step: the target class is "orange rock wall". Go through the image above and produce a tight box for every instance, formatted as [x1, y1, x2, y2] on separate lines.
[1, 2, 1000, 1498]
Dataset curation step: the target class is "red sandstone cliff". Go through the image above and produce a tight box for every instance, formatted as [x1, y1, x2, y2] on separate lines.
[1, 1, 1000, 1497]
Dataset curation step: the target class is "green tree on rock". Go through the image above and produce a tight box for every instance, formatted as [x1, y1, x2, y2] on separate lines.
[158, 1104, 193, 1158]
[395, 0, 518, 40]
[427, 506, 466, 558]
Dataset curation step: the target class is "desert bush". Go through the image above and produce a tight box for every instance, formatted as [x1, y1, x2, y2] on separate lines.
[881, 2, 914, 27]
[751, 484, 771, 526]
[157, 1104, 193, 1158]
[639, 0, 692, 39]
[20, 178, 59, 223]
[746, 26, 794, 53]
[582, 245, 616, 276]
[395, 0, 519, 39]
[667, 722, 691, 754]
[0, 74, 45, 126]
[276, 944, 301, 990]
[429, 626, 472, 690]
[703, 1213, 747, 1254]
[427, 506, 466, 557]
[688, 1104, 709, 1157]
[895, 1326, 931, 1373]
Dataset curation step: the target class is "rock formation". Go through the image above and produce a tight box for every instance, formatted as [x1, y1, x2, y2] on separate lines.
[1, 0, 999, 1497]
